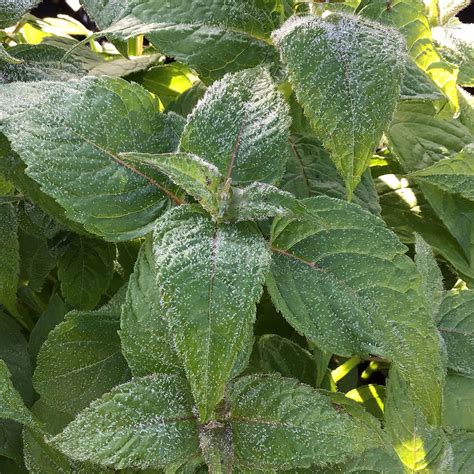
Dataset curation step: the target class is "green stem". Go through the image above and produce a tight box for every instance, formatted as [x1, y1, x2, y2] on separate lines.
[127, 35, 144, 56]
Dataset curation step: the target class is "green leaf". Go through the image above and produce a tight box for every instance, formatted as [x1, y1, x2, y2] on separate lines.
[166, 81, 207, 118]
[0, 44, 22, 64]
[415, 233, 443, 320]
[345, 384, 386, 420]
[0, 77, 185, 241]
[180, 67, 290, 187]
[376, 172, 474, 282]
[442, 372, 474, 431]
[0, 0, 40, 28]
[251, 334, 318, 386]
[1, 40, 102, 83]
[0, 202, 19, 319]
[433, 21, 474, 87]
[400, 58, 447, 104]
[438, 290, 474, 376]
[134, 63, 196, 108]
[225, 182, 308, 222]
[120, 237, 181, 377]
[410, 145, 474, 200]
[51, 374, 200, 470]
[274, 13, 405, 197]
[387, 102, 474, 271]
[153, 205, 271, 421]
[0, 136, 88, 236]
[57, 235, 115, 311]
[87, 53, 162, 79]
[357, 0, 459, 111]
[459, 87, 474, 134]
[33, 296, 130, 416]
[0, 312, 34, 406]
[387, 101, 473, 172]
[0, 361, 35, 428]
[449, 431, 474, 473]
[266, 196, 445, 424]
[228, 374, 383, 470]
[28, 294, 68, 362]
[82, 0, 281, 82]
[23, 400, 107, 474]
[120, 152, 223, 217]
[283, 133, 381, 215]
[384, 368, 450, 472]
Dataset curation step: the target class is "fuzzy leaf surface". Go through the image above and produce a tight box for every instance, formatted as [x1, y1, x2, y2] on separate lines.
[449, 431, 474, 473]
[0, 0, 40, 28]
[180, 67, 291, 186]
[250, 335, 318, 386]
[442, 371, 474, 431]
[438, 290, 474, 376]
[274, 13, 405, 196]
[357, 0, 459, 110]
[283, 134, 381, 215]
[120, 237, 181, 377]
[415, 233, 443, 320]
[153, 205, 271, 421]
[384, 369, 449, 472]
[0, 77, 185, 241]
[228, 374, 382, 470]
[51, 374, 200, 470]
[119, 152, 223, 217]
[266, 196, 444, 424]
[33, 296, 130, 415]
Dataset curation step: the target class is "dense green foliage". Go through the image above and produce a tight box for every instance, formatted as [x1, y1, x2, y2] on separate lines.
[0, 0, 473, 472]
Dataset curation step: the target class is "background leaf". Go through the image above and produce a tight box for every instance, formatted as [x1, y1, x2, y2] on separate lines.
[33, 294, 130, 416]
[58, 236, 115, 311]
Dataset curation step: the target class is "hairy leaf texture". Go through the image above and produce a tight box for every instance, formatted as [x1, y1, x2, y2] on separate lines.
[51, 374, 200, 470]
[180, 67, 291, 186]
[357, 0, 459, 111]
[153, 205, 271, 421]
[228, 374, 383, 470]
[0, 0, 40, 28]
[438, 289, 474, 376]
[33, 294, 130, 415]
[0, 77, 185, 241]
[411, 144, 474, 200]
[385, 368, 450, 472]
[274, 13, 405, 197]
[120, 237, 182, 377]
[266, 196, 445, 425]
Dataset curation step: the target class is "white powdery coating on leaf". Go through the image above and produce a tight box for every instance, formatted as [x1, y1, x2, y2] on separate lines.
[273, 13, 407, 193]
[153, 205, 271, 419]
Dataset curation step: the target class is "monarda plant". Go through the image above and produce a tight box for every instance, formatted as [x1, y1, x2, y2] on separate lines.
[0, 0, 473, 472]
